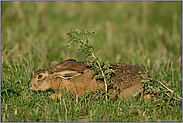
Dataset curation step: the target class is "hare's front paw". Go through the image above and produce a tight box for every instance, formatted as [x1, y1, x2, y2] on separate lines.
[49, 93, 62, 100]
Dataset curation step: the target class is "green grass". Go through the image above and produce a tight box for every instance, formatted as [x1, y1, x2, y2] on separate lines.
[1, 1, 182, 122]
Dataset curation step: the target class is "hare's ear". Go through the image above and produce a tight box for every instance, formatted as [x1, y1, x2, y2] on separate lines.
[55, 59, 77, 69]
[54, 69, 82, 79]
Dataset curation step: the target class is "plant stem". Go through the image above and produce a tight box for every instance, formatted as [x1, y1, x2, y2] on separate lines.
[91, 53, 108, 100]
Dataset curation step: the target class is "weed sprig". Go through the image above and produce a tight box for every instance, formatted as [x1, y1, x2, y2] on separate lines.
[66, 29, 114, 100]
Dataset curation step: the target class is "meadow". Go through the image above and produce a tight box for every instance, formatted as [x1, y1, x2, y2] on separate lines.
[1, 1, 182, 122]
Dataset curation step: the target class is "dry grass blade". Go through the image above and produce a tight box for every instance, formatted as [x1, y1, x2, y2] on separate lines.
[90, 110, 92, 122]
[147, 77, 182, 100]
[57, 110, 61, 122]
[104, 109, 108, 121]
[63, 99, 67, 122]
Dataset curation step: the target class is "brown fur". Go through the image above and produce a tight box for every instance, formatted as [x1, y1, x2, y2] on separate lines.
[29, 59, 148, 99]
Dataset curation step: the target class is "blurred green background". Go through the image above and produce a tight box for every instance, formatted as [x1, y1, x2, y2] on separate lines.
[1, 1, 182, 122]
[2, 2, 181, 66]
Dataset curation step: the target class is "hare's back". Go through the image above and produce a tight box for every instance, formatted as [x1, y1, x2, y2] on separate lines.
[110, 63, 146, 90]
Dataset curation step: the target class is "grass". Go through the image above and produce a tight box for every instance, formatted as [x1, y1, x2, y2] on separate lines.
[1, 1, 182, 122]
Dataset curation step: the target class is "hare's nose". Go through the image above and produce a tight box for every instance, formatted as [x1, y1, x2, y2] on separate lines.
[29, 83, 33, 90]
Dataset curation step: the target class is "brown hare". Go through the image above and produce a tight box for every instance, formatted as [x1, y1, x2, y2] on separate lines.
[29, 59, 149, 99]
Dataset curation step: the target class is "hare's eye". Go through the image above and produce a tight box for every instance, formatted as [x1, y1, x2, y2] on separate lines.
[37, 74, 44, 79]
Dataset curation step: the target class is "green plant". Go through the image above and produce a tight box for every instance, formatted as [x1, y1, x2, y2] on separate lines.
[66, 29, 114, 100]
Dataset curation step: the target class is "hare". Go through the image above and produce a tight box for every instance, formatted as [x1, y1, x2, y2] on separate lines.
[29, 59, 149, 99]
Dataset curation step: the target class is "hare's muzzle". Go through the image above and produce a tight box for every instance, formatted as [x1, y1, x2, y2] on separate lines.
[29, 81, 39, 90]
[29, 80, 36, 90]
[29, 83, 33, 90]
